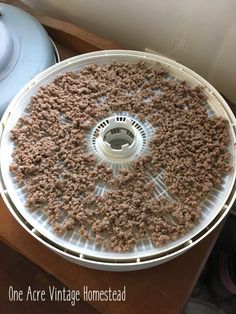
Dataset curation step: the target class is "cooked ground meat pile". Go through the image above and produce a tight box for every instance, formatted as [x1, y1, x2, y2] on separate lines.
[10, 62, 231, 252]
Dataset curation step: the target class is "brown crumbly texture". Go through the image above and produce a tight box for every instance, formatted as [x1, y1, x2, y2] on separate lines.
[10, 62, 231, 252]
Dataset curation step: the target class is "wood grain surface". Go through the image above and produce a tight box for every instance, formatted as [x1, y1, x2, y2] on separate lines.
[0, 198, 221, 314]
[0, 241, 99, 314]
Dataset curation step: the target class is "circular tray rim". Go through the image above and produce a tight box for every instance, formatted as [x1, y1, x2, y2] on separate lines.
[0, 50, 236, 263]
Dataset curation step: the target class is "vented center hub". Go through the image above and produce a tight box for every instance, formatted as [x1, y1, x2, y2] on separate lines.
[92, 115, 147, 163]
[104, 127, 134, 150]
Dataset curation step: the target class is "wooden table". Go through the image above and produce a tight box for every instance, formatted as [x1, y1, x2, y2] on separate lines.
[0, 198, 221, 314]
[1, 2, 236, 313]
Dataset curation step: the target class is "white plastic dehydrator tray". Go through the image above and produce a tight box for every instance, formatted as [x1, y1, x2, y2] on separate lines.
[0, 50, 236, 271]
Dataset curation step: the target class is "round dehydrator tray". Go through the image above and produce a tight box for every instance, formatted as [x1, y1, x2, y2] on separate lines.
[0, 50, 236, 271]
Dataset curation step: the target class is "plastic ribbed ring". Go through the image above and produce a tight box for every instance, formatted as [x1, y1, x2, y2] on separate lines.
[92, 115, 147, 163]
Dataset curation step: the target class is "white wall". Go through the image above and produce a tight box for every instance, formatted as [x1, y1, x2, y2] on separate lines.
[23, 0, 236, 103]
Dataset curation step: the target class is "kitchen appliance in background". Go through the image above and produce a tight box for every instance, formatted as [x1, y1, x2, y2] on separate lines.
[0, 2, 58, 117]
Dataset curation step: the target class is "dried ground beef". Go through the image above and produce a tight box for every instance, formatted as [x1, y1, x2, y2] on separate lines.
[10, 62, 231, 252]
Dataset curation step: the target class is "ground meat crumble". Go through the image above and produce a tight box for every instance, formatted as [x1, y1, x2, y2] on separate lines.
[9, 61, 231, 252]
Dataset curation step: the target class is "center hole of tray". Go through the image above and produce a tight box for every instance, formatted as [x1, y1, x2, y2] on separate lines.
[104, 127, 134, 150]
[92, 115, 147, 163]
